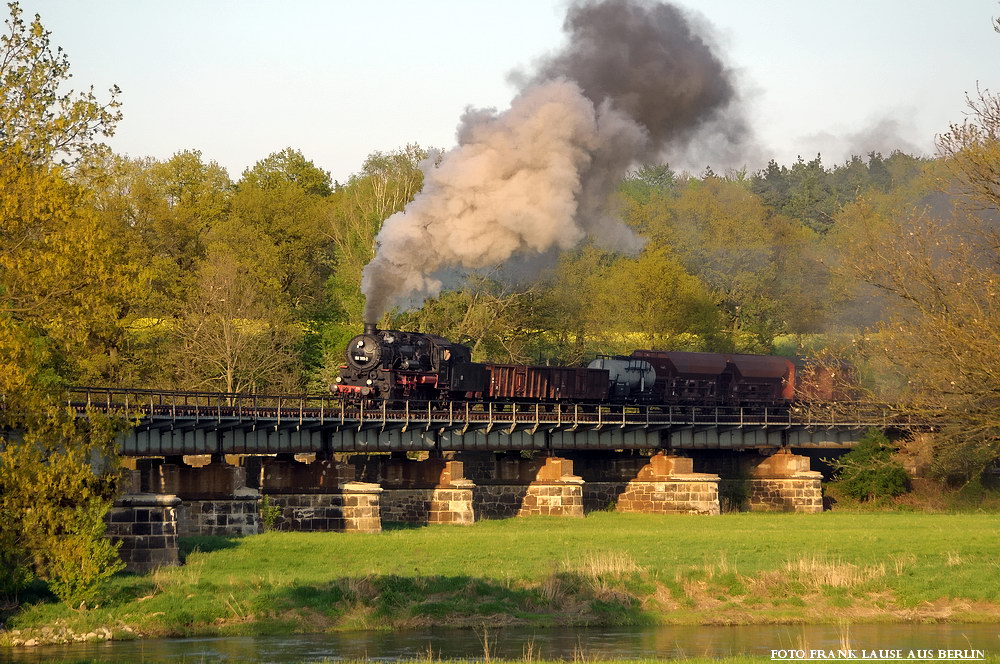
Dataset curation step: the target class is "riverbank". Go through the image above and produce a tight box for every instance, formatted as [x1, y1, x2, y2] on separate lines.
[2, 513, 999, 646]
[12, 659, 1000, 664]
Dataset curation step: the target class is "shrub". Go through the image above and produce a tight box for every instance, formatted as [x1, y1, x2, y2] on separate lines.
[259, 495, 282, 531]
[830, 429, 910, 501]
[42, 530, 124, 606]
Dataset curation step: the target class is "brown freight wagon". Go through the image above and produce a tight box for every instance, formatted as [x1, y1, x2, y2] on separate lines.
[630, 350, 728, 402]
[793, 359, 859, 401]
[630, 350, 796, 404]
[726, 354, 795, 401]
[485, 364, 610, 401]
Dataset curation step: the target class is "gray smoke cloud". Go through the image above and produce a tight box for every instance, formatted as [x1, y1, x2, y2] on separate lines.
[800, 116, 930, 166]
[361, 0, 747, 322]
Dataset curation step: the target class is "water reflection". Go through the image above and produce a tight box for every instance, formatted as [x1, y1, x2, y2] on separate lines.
[1, 624, 998, 663]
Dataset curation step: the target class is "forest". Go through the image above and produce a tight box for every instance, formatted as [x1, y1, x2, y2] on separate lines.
[0, 3, 998, 605]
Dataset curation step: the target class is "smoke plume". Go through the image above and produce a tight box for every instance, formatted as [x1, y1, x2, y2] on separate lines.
[362, 0, 746, 322]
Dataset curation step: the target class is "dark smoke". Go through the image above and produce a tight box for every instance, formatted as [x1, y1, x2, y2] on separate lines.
[361, 0, 748, 321]
[525, 0, 747, 150]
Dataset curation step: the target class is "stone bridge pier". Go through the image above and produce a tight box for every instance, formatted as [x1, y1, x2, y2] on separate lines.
[744, 449, 824, 513]
[104, 466, 181, 572]
[352, 453, 474, 525]
[458, 452, 584, 519]
[261, 453, 382, 533]
[156, 455, 260, 537]
[696, 449, 824, 513]
[571, 451, 721, 515]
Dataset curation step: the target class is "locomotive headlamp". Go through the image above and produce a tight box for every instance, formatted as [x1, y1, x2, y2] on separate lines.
[335, 377, 342, 383]
[366, 379, 373, 385]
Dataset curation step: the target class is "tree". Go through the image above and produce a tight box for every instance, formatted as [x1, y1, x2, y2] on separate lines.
[0, 152, 148, 385]
[230, 159, 332, 313]
[240, 147, 332, 196]
[0, 154, 131, 605]
[168, 249, 302, 394]
[0, 2, 128, 606]
[583, 246, 721, 351]
[0, 2, 120, 165]
[323, 144, 427, 324]
[399, 273, 545, 364]
[833, 83, 1000, 482]
[655, 175, 828, 350]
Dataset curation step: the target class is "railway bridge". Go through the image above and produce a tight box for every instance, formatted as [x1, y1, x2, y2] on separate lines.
[70, 387, 907, 455]
[62, 387, 924, 571]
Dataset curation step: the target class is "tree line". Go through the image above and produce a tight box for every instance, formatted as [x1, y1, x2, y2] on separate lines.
[21, 144, 932, 392]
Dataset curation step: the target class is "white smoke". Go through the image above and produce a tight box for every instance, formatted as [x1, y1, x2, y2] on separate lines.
[361, 79, 647, 321]
[361, 0, 749, 321]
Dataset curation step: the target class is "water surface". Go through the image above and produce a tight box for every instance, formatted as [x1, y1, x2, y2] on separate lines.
[2, 623, 998, 663]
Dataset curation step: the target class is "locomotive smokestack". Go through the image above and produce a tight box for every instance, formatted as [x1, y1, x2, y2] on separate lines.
[364, 322, 377, 335]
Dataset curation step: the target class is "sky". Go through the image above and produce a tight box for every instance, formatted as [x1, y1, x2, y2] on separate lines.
[21, 0, 1000, 182]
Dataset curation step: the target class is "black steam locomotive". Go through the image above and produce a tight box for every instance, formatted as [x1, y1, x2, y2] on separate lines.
[334, 325, 800, 405]
[334, 324, 487, 399]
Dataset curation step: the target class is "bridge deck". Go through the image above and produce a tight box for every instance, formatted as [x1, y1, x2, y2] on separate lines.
[65, 387, 922, 456]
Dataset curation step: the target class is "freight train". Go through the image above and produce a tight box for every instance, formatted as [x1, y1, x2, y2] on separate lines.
[333, 324, 837, 404]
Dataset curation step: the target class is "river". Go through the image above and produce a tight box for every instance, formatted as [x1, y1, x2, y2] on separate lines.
[2, 624, 998, 663]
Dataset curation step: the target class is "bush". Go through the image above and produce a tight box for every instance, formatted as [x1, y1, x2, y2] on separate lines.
[43, 531, 124, 606]
[259, 495, 282, 531]
[719, 477, 751, 512]
[830, 429, 910, 501]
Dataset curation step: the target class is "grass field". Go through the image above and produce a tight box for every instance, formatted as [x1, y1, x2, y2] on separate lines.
[3, 512, 999, 645]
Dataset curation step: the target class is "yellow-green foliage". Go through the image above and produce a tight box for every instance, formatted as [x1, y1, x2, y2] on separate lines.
[1, 2, 130, 608]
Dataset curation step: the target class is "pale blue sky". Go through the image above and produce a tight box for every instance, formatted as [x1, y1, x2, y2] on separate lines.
[22, 1, 1000, 181]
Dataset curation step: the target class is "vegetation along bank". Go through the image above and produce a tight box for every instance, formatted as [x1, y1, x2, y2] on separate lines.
[2, 512, 999, 647]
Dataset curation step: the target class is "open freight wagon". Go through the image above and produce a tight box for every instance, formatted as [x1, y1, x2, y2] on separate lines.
[484, 364, 610, 401]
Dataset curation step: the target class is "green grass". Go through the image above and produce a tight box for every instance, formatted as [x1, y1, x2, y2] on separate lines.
[3, 512, 1000, 645]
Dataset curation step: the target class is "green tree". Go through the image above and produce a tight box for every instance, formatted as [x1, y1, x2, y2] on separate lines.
[657, 175, 828, 350]
[399, 273, 544, 363]
[230, 162, 332, 312]
[79, 149, 233, 319]
[0, 2, 120, 165]
[584, 246, 720, 351]
[0, 157, 129, 607]
[0, 2, 128, 606]
[240, 147, 332, 196]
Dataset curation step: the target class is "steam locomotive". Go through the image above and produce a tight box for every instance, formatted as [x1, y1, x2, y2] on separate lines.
[334, 324, 487, 399]
[334, 325, 814, 405]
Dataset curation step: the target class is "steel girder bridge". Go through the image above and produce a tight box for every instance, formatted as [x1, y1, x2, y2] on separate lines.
[62, 387, 924, 458]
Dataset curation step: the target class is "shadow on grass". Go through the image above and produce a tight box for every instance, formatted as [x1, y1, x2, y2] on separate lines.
[272, 572, 655, 629]
[381, 521, 426, 531]
[178, 535, 241, 559]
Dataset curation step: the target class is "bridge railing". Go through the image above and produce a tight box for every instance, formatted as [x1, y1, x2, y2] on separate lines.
[64, 386, 925, 430]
